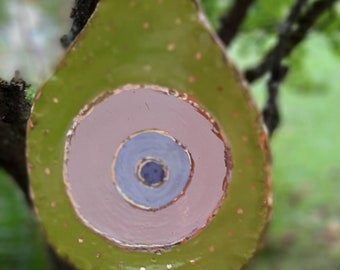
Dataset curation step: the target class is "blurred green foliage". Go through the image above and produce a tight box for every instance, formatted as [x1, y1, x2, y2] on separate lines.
[245, 49, 340, 269]
[0, 0, 8, 23]
[0, 170, 50, 270]
[202, 1, 340, 269]
[25, 86, 37, 104]
[200, 0, 231, 29]
[202, 0, 340, 93]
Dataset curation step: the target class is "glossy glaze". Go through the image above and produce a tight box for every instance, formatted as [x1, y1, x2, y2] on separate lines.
[27, 1, 272, 269]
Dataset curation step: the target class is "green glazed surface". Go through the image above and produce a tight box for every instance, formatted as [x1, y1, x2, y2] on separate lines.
[27, 1, 271, 269]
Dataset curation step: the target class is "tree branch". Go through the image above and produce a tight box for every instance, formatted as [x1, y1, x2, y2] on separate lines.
[279, 0, 308, 36]
[245, 0, 336, 83]
[61, 0, 100, 48]
[218, 0, 256, 46]
[262, 64, 289, 136]
[0, 74, 31, 204]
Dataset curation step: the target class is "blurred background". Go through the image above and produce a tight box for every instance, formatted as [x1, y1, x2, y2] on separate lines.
[0, 0, 339, 269]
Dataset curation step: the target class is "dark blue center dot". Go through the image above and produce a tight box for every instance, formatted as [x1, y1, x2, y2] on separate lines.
[138, 159, 168, 187]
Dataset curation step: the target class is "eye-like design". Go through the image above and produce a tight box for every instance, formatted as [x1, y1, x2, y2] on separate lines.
[113, 130, 192, 210]
[27, 1, 272, 269]
[64, 85, 232, 250]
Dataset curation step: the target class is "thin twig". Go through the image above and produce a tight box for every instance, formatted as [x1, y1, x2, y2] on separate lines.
[279, 0, 308, 36]
[260, 0, 307, 135]
[262, 64, 289, 136]
[218, 0, 256, 46]
[245, 0, 336, 83]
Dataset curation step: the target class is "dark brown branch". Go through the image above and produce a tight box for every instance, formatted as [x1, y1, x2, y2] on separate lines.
[0, 75, 31, 204]
[245, 0, 337, 83]
[61, 0, 100, 48]
[279, 0, 308, 36]
[260, 0, 306, 136]
[218, 0, 256, 46]
[262, 65, 289, 136]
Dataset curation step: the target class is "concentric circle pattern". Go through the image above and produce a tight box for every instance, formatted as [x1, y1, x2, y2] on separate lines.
[113, 130, 192, 210]
[64, 85, 232, 251]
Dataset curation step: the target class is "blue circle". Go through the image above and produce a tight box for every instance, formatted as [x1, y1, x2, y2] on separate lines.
[113, 131, 192, 210]
[140, 160, 166, 186]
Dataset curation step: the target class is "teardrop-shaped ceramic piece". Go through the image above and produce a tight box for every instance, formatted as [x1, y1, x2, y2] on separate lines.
[27, 1, 272, 269]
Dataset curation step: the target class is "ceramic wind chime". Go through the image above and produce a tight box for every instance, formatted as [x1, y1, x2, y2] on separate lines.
[27, 1, 272, 269]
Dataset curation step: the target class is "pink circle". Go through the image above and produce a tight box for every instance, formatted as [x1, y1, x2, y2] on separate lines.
[64, 85, 232, 251]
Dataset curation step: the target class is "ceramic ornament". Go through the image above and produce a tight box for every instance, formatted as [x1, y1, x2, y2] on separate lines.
[27, 1, 272, 269]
